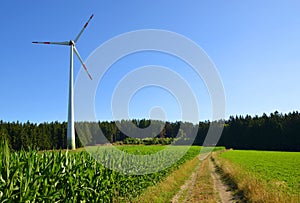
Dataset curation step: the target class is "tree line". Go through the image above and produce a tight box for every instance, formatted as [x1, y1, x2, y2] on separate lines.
[0, 111, 299, 151]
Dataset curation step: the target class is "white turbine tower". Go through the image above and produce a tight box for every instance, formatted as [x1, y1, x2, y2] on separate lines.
[33, 14, 94, 150]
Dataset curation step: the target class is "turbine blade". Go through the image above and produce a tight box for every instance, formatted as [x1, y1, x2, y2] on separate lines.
[74, 14, 94, 43]
[73, 46, 92, 80]
[32, 41, 69, 46]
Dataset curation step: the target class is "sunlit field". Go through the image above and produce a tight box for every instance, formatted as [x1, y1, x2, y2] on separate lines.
[216, 150, 300, 202]
[1, 142, 224, 202]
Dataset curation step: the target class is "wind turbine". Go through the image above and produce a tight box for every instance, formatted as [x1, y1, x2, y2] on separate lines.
[33, 14, 94, 150]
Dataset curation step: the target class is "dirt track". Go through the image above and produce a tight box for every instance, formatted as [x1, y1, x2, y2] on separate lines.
[172, 155, 241, 203]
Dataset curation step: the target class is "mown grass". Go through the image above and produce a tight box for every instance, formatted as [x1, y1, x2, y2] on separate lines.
[183, 157, 218, 203]
[215, 150, 300, 203]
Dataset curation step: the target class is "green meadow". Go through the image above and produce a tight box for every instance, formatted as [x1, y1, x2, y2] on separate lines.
[220, 150, 300, 194]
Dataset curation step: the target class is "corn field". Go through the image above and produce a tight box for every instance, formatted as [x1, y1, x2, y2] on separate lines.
[0, 140, 202, 202]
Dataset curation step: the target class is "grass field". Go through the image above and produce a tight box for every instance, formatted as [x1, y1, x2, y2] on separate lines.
[216, 150, 300, 202]
[220, 150, 300, 193]
[0, 141, 207, 202]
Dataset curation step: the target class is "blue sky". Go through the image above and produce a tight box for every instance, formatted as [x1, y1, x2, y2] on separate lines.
[1, 1, 300, 123]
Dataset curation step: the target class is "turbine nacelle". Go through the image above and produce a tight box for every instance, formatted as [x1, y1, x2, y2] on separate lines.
[69, 40, 75, 46]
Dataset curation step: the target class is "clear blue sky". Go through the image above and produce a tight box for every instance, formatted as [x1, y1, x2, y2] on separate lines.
[1, 1, 300, 123]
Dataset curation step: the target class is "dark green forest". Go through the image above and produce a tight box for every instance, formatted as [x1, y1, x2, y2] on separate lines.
[0, 111, 299, 151]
